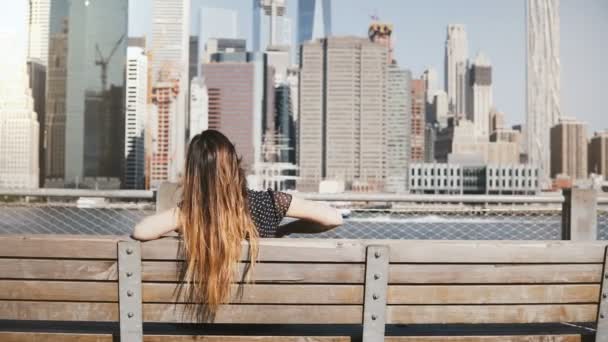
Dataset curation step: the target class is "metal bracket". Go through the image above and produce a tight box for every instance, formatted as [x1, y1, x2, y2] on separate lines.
[362, 245, 390, 342]
[118, 241, 143, 342]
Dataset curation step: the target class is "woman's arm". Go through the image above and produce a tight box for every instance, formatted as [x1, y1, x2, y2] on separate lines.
[276, 197, 343, 236]
[131, 208, 180, 241]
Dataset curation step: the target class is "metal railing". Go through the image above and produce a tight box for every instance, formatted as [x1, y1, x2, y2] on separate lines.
[0, 187, 605, 240]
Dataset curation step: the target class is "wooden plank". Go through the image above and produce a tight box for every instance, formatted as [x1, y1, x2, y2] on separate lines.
[389, 264, 602, 284]
[143, 304, 362, 324]
[0, 301, 118, 321]
[387, 284, 599, 304]
[384, 336, 581, 342]
[142, 261, 365, 283]
[0, 332, 114, 342]
[0, 280, 117, 301]
[387, 305, 597, 324]
[141, 239, 607, 263]
[0, 235, 121, 259]
[0, 259, 118, 280]
[144, 337, 352, 342]
[143, 283, 363, 304]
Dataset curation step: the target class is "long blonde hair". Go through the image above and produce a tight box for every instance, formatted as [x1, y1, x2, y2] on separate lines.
[177, 130, 258, 320]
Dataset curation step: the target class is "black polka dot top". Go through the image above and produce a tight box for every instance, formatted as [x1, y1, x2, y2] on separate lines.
[246, 188, 292, 238]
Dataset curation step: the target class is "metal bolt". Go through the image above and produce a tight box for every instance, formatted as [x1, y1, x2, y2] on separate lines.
[602, 313, 606, 319]
[126, 248, 133, 255]
[127, 290, 134, 297]
[603, 293, 607, 299]
[371, 314, 378, 321]
[374, 273, 381, 280]
[372, 293, 379, 300]
[127, 312, 134, 318]
[374, 251, 381, 258]
[605, 273, 608, 280]
[126, 272, 133, 277]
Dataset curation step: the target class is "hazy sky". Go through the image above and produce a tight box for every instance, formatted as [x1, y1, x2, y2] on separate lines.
[2, 0, 607, 132]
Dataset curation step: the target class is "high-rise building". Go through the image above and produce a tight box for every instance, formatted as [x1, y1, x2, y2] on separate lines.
[433, 90, 448, 128]
[203, 52, 269, 172]
[45, 0, 127, 189]
[424, 123, 438, 163]
[27, 59, 46, 186]
[198, 7, 238, 64]
[274, 83, 295, 163]
[468, 52, 493, 139]
[297, 0, 331, 46]
[27, 0, 50, 66]
[490, 109, 505, 133]
[286, 67, 299, 163]
[385, 65, 411, 193]
[189, 36, 199, 83]
[124, 47, 148, 189]
[253, 0, 287, 52]
[149, 81, 178, 189]
[266, 45, 290, 82]
[204, 38, 247, 64]
[422, 68, 438, 104]
[526, 0, 561, 189]
[589, 131, 608, 179]
[298, 37, 387, 192]
[151, 0, 190, 183]
[0, 32, 39, 189]
[189, 77, 208, 140]
[550, 118, 587, 181]
[444, 24, 468, 114]
[410, 79, 426, 163]
[368, 22, 394, 64]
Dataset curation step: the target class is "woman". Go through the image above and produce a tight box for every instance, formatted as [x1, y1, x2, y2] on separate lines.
[132, 129, 342, 317]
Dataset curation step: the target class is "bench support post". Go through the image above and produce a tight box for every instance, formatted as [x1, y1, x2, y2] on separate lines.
[363, 245, 389, 342]
[118, 241, 143, 342]
[562, 187, 598, 240]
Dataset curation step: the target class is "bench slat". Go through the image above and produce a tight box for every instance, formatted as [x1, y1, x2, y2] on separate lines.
[142, 304, 362, 324]
[387, 285, 599, 304]
[384, 336, 581, 342]
[0, 301, 118, 321]
[0, 280, 117, 301]
[0, 259, 118, 280]
[142, 262, 365, 283]
[0, 235, 120, 259]
[144, 337, 352, 342]
[143, 283, 363, 304]
[389, 264, 602, 284]
[0, 332, 114, 342]
[387, 304, 596, 324]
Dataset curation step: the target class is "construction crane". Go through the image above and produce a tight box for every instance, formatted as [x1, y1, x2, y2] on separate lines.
[95, 33, 125, 91]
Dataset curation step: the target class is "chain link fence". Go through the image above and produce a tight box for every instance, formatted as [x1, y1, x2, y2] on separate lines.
[598, 207, 608, 240]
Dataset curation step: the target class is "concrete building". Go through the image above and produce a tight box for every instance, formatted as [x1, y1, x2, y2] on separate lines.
[274, 83, 295, 164]
[0, 32, 39, 189]
[203, 52, 269, 172]
[266, 45, 290, 82]
[189, 36, 199, 83]
[490, 109, 505, 133]
[424, 123, 438, 163]
[422, 67, 438, 105]
[27, 59, 46, 186]
[410, 79, 426, 163]
[27, 0, 49, 66]
[468, 52, 492, 139]
[252, 0, 287, 52]
[589, 131, 608, 179]
[124, 47, 148, 189]
[385, 65, 411, 193]
[526, 0, 561, 189]
[189, 77, 208, 140]
[297, 0, 331, 45]
[409, 163, 539, 195]
[298, 37, 387, 192]
[205, 38, 247, 64]
[45, 0, 127, 189]
[198, 7, 238, 64]
[550, 118, 588, 181]
[433, 90, 449, 128]
[445, 24, 468, 114]
[149, 82, 178, 189]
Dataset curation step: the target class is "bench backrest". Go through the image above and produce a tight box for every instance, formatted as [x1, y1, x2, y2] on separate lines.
[0, 235, 605, 342]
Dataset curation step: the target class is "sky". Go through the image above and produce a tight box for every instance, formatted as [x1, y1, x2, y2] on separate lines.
[2, 0, 607, 132]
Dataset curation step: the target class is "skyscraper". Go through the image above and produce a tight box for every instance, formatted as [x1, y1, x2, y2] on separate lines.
[189, 77, 208, 140]
[27, 0, 50, 66]
[550, 118, 587, 181]
[124, 47, 148, 189]
[527, 0, 561, 189]
[0, 32, 39, 189]
[298, 37, 387, 192]
[386, 65, 411, 193]
[444, 24, 468, 115]
[589, 131, 608, 180]
[468, 52, 493, 139]
[27, 59, 46, 186]
[151, 0, 190, 183]
[297, 0, 331, 46]
[204, 38, 247, 64]
[149, 81, 178, 189]
[252, 0, 287, 51]
[198, 7, 238, 64]
[368, 22, 394, 64]
[45, 0, 127, 189]
[433, 90, 449, 128]
[410, 79, 426, 162]
[422, 67, 438, 104]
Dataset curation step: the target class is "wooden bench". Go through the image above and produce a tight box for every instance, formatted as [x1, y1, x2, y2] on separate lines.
[0, 234, 605, 341]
